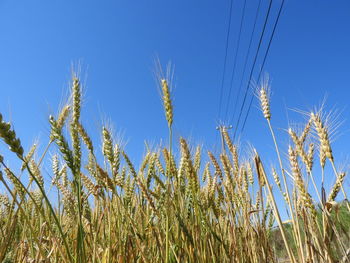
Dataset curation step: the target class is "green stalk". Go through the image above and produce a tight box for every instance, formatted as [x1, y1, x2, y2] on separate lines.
[75, 173, 86, 263]
[165, 125, 172, 263]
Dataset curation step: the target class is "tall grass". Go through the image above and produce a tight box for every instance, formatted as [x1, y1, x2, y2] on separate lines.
[0, 70, 349, 262]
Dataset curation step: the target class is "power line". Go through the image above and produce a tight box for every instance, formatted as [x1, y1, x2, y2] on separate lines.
[223, 0, 247, 122]
[233, 0, 273, 140]
[229, 0, 262, 125]
[240, 0, 285, 134]
[217, 0, 234, 121]
[215, 0, 234, 148]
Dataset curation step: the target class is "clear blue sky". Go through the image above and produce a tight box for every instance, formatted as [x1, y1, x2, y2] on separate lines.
[0, 1, 349, 199]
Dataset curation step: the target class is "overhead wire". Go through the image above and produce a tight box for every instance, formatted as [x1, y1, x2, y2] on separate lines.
[223, 0, 247, 122]
[229, 0, 262, 125]
[233, 0, 273, 140]
[217, 0, 234, 121]
[215, 0, 234, 151]
[240, 0, 285, 134]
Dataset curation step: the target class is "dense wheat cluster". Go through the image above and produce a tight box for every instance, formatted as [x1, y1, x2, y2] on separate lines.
[0, 72, 349, 263]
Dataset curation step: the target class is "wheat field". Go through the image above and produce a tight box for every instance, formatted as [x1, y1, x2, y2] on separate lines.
[0, 71, 349, 263]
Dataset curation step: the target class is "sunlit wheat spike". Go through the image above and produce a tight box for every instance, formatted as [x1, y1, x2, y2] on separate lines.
[102, 127, 114, 164]
[232, 145, 239, 176]
[56, 181, 76, 216]
[319, 145, 326, 169]
[136, 177, 157, 213]
[155, 154, 165, 175]
[327, 172, 346, 202]
[241, 166, 248, 193]
[0, 194, 11, 211]
[288, 146, 301, 182]
[193, 145, 201, 173]
[288, 127, 299, 147]
[177, 154, 185, 180]
[0, 113, 24, 157]
[272, 168, 282, 191]
[216, 185, 224, 206]
[60, 165, 68, 188]
[81, 173, 99, 198]
[124, 175, 134, 205]
[162, 147, 169, 165]
[21, 143, 37, 171]
[311, 111, 333, 163]
[222, 128, 234, 154]
[139, 152, 151, 175]
[258, 81, 271, 120]
[113, 144, 121, 177]
[180, 137, 199, 193]
[51, 155, 60, 185]
[49, 115, 74, 172]
[32, 189, 43, 207]
[202, 162, 210, 183]
[114, 166, 126, 187]
[300, 117, 312, 143]
[70, 121, 81, 172]
[288, 128, 312, 173]
[246, 162, 254, 185]
[253, 152, 266, 187]
[185, 189, 194, 218]
[207, 172, 215, 199]
[179, 138, 192, 171]
[77, 122, 94, 153]
[307, 143, 314, 172]
[208, 151, 223, 181]
[219, 154, 231, 180]
[50, 105, 70, 142]
[96, 165, 115, 192]
[161, 79, 173, 127]
[169, 150, 177, 176]
[255, 191, 261, 210]
[162, 147, 177, 177]
[29, 160, 44, 188]
[120, 166, 126, 181]
[4, 167, 25, 199]
[57, 104, 71, 129]
[72, 76, 81, 125]
[146, 153, 156, 189]
[288, 146, 316, 214]
[70, 75, 82, 173]
[122, 151, 137, 178]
